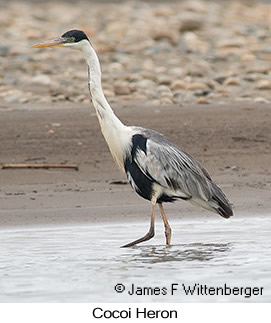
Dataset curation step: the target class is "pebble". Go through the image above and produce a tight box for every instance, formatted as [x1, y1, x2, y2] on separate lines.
[182, 1, 207, 13]
[76, 95, 87, 102]
[185, 65, 208, 77]
[243, 73, 262, 82]
[217, 38, 245, 49]
[240, 54, 256, 61]
[186, 82, 207, 90]
[224, 78, 241, 86]
[31, 75, 54, 86]
[153, 7, 174, 17]
[152, 31, 177, 44]
[113, 82, 131, 95]
[254, 97, 270, 104]
[197, 97, 210, 104]
[157, 85, 171, 93]
[170, 80, 186, 91]
[246, 64, 270, 74]
[257, 80, 271, 90]
[160, 97, 173, 105]
[182, 32, 210, 53]
[156, 75, 172, 86]
[160, 92, 173, 100]
[20, 97, 30, 104]
[179, 12, 203, 32]
[136, 79, 157, 89]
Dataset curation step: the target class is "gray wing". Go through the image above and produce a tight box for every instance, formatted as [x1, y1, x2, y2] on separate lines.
[133, 128, 214, 201]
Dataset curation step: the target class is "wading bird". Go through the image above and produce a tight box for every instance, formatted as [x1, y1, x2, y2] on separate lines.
[32, 30, 233, 247]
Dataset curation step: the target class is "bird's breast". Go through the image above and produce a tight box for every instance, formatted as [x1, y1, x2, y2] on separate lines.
[100, 121, 133, 172]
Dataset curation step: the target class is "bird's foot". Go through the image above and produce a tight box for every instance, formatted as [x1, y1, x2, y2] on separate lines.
[121, 228, 155, 248]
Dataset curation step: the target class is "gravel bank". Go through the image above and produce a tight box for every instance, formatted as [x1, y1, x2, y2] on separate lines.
[0, 0, 270, 106]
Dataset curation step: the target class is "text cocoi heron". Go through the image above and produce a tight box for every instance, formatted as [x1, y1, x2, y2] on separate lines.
[32, 30, 233, 247]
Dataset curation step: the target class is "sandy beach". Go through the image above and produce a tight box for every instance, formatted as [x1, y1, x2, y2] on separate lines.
[0, 101, 270, 228]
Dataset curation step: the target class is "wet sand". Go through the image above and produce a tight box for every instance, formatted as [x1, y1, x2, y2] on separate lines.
[0, 102, 270, 229]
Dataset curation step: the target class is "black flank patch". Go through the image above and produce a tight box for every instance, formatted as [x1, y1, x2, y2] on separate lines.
[124, 134, 152, 201]
[124, 159, 153, 201]
[131, 134, 147, 159]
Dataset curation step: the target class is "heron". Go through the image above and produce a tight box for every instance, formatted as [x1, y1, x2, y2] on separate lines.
[32, 30, 233, 247]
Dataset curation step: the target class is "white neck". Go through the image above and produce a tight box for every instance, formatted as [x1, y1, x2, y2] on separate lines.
[80, 41, 131, 170]
[81, 42, 122, 125]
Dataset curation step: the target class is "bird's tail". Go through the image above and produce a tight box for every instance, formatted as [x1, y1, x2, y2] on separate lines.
[209, 183, 233, 218]
[190, 182, 233, 218]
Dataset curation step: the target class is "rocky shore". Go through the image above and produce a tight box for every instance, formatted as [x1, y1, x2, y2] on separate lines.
[0, 0, 271, 106]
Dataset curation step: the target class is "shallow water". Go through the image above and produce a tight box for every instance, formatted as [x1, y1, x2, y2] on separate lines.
[0, 215, 270, 302]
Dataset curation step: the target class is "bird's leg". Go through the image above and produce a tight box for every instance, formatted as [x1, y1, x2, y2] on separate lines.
[158, 203, 171, 246]
[121, 203, 155, 248]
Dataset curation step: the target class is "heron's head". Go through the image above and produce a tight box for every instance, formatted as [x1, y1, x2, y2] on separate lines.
[31, 29, 90, 50]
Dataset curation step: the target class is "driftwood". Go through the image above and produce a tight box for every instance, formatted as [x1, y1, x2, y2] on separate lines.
[1, 164, 79, 171]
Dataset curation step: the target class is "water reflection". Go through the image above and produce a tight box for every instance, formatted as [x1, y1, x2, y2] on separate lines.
[127, 243, 231, 264]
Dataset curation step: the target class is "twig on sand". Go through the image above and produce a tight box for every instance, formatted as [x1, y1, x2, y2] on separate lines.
[1, 163, 79, 171]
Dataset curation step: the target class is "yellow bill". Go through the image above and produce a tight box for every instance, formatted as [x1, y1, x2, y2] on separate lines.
[31, 37, 66, 48]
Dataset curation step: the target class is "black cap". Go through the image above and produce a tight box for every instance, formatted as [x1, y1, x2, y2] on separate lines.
[61, 29, 89, 42]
